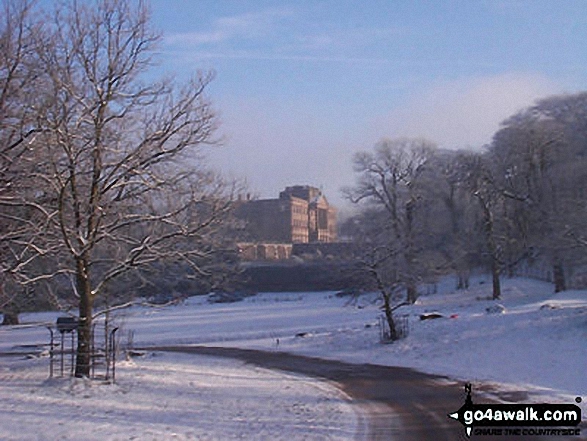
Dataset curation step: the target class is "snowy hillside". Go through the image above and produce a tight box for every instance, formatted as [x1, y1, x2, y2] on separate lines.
[1, 275, 586, 439]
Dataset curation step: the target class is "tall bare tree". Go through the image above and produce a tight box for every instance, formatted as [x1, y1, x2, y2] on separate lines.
[17, 0, 233, 377]
[456, 151, 506, 299]
[345, 138, 436, 339]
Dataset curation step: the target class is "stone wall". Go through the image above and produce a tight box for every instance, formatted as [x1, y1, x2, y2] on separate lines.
[237, 243, 293, 261]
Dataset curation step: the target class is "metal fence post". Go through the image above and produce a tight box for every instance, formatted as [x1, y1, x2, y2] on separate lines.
[47, 327, 54, 378]
[110, 327, 119, 383]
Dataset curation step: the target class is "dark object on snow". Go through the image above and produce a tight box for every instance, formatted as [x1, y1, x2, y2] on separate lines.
[540, 303, 559, 310]
[127, 350, 147, 358]
[419, 312, 444, 321]
[56, 316, 78, 333]
[208, 290, 257, 304]
[295, 332, 310, 338]
[485, 304, 506, 314]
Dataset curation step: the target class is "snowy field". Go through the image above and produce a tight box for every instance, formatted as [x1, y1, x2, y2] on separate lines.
[1, 275, 586, 439]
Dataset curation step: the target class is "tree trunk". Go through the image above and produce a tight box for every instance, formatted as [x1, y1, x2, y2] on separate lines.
[457, 272, 470, 290]
[406, 283, 418, 304]
[404, 199, 418, 305]
[553, 261, 566, 293]
[479, 197, 501, 300]
[382, 292, 398, 341]
[491, 258, 501, 300]
[74, 259, 94, 378]
[0, 283, 20, 325]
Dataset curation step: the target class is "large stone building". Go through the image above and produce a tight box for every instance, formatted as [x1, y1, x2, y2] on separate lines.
[236, 185, 337, 245]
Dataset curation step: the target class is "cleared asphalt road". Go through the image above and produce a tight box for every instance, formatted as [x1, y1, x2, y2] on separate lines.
[150, 346, 584, 441]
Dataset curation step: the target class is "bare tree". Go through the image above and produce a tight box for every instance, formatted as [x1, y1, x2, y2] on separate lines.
[345, 138, 436, 339]
[456, 152, 506, 299]
[490, 96, 587, 292]
[0, 0, 50, 324]
[423, 150, 484, 290]
[17, 0, 233, 377]
[527, 93, 587, 289]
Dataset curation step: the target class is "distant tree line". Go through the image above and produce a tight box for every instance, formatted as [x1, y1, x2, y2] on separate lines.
[343, 93, 587, 340]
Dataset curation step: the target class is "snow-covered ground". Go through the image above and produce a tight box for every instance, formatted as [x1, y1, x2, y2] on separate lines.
[0, 351, 360, 440]
[1, 275, 586, 439]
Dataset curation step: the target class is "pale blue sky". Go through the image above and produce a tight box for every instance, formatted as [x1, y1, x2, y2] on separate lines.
[150, 0, 586, 209]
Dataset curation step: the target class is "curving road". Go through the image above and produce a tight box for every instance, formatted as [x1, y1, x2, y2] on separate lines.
[149, 346, 584, 441]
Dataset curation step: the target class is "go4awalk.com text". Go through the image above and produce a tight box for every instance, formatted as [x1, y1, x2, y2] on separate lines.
[448, 383, 582, 437]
